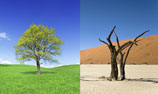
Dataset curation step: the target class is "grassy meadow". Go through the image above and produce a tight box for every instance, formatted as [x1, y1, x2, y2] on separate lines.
[0, 64, 80, 94]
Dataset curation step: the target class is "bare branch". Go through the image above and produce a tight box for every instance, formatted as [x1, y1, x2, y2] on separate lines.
[99, 38, 112, 51]
[116, 41, 134, 55]
[107, 25, 116, 40]
[123, 30, 150, 65]
[113, 31, 121, 48]
[123, 45, 132, 65]
[99, 38, 108, 45]
[134, 30, 150, 41]
[107, 26, 116, 47]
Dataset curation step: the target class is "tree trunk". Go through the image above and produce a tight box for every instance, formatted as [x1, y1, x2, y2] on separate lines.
[36, 59, 41, 75]
[120, 63, 125, 80]
[110, 55, 118, 80]
[119, 53, 125, 80]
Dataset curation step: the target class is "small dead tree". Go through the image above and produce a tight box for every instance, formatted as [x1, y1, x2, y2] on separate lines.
[99, 26, 137, 80]
[114, 31, 149, 80]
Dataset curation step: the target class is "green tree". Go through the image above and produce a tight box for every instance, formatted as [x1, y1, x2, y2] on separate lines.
[14, 24, 64, 74]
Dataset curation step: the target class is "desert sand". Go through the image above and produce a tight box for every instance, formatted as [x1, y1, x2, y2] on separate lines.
[80, 64, 158, 94]
[80, 35, 158, 64]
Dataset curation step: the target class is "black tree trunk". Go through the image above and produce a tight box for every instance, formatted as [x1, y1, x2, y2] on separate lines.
[120, 63, 125, 80]
[110, 55, 118, 80]
[119, 53, 126, 80]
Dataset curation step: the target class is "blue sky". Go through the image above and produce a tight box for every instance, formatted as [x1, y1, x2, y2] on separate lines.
[80, 0, 158, 50]
[0, 0, 80, 66]
[0, 0, 157, 65]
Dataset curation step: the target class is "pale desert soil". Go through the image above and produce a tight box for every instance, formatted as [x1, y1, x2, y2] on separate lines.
[80, 64, 158, 94]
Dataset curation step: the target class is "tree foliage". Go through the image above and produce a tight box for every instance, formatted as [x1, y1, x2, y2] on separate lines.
[15, 24, 64, 64]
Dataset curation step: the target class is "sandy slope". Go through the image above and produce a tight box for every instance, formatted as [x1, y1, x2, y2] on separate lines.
[80, 35, 158, 64]
[80, 64, 158, 94]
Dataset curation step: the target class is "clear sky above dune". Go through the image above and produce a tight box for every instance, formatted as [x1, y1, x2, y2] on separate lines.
[80, 0, 158, 50]
[0, 0, 80, 65]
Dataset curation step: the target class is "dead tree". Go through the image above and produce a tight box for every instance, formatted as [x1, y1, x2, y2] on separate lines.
[99, 26, 118, 80]
[114, 30, 149, 80]
[99, 26, 137, 80]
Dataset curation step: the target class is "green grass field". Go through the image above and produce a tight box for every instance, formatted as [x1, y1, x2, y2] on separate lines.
[0, 64, 80, 94]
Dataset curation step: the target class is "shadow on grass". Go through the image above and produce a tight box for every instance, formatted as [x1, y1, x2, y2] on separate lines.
[127, 78, 158, 83]
[21, 71, 56, 74]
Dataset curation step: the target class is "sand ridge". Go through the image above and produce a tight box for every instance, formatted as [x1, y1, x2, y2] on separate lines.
[80, 35, 158, 64]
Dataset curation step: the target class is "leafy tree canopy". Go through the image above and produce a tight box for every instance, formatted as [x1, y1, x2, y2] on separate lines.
[15, 24, 64, 64]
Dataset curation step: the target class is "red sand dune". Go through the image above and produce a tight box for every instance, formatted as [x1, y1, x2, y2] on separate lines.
[80, 35, 158, 64]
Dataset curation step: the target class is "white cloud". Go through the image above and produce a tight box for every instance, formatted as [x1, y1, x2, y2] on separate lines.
[0, 59, 12, 64]
[0, 32, 11, 40]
